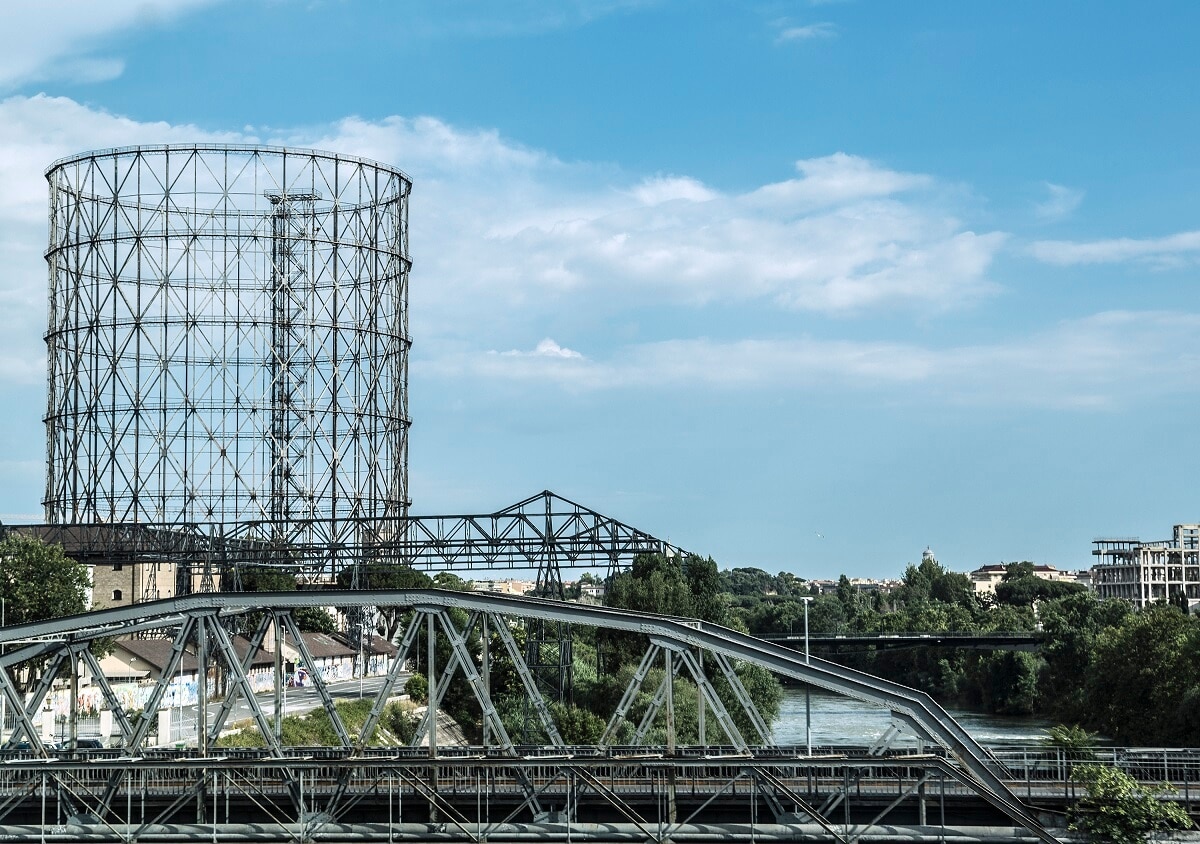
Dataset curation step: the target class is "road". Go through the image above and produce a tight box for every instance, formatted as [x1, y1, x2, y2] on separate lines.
[170, 672, 410, 740]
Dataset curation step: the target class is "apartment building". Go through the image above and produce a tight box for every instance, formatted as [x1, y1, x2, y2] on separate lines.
[1092, 523, 1200, 608]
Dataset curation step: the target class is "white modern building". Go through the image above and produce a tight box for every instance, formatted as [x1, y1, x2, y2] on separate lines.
[1092, 523, 1200, 608]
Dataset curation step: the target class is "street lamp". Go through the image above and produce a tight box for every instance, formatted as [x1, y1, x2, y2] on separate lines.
[800, 596, 813, 756]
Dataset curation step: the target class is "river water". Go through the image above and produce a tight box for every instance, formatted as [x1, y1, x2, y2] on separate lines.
[772, 686, 1056, 748]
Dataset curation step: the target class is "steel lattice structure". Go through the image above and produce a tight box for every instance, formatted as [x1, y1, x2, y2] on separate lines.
[43, 145, 411, 573]
[0, 590, 1061, 844]
[9, 490, 686, 591]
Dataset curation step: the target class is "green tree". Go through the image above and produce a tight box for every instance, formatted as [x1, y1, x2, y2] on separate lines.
[0, 535, 91, 692]
[685, 555, 728, 626]
[235, 564, 342, 633]
[404, 672, 428, 704]
[1070, 764, 1192, 844]
[336, 563, 433, 641]
[550, 702, 606, 744]
[1082, 604, 1199, 745]
[995, 574, 1085, 607]
[1044, 724, 1098, 757]
[0, 535, 90, 623]
[1037, 592, 1130, 723]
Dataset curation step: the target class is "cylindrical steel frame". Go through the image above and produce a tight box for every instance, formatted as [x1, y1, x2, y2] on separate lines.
[43, 145, 411, 564]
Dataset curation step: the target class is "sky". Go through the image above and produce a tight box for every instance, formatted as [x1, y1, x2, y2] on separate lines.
[0, 0, 1198, 579]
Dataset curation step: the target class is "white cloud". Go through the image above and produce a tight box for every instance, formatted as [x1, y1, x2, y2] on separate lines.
[1029, 230, 1200, 266]
[0, 0, 222, 90]
[0, 95, 244, 384]
[1033, 182, 1084, 222]
[0, 97, 1002, 397]
[500, 339, 585, 359]
[630, 176, 719, 206]
[776, 22, 837, 42]
[403, 0, 657, 39]
[435, 311, 1200, 409]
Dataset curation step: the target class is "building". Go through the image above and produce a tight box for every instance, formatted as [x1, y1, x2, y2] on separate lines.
[969, 563, 1091, 595]
[91, 560, 177, 608]
[1092, 524, 1200, 608]
[471, 579, 534, 596]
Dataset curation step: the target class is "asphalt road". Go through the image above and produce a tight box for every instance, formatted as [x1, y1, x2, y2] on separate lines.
[172, 672, 410, 738]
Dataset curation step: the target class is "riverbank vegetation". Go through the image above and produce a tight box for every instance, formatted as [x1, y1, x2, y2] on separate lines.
[721, 558, 1200, 746]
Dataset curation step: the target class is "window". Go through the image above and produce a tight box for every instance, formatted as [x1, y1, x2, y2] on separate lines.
[112, 564, 123, 571]
[111, 590, 123, 601]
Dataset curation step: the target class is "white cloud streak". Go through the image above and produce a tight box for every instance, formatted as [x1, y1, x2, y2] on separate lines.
[0, 95, 1131, 414]
[776, 22, 837, 42]
[0, 0, 223, 90]
[1033, 182, 1084, 222]
[1030, 230, 1200, 267]
[437, 311, 1200, 409]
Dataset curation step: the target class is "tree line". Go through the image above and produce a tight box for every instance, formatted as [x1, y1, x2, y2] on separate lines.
[723, 558, 1200, 746]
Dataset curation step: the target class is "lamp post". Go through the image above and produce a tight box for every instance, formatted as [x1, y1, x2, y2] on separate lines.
[800, 596, 812, 756]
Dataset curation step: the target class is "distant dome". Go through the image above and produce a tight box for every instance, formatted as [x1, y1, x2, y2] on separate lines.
[922, 546, 936, 564]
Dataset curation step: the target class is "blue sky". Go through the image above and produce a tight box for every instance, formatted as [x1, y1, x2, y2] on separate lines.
[0, 1, 1198, 579]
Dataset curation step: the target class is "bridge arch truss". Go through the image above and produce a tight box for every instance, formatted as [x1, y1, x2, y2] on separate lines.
[0, 590, 1059, 843]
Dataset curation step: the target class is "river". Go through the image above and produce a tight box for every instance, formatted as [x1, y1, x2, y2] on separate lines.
[772, 686, 1056, 748]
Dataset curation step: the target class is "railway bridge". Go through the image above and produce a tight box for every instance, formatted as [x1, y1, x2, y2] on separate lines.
[0, 589, 1154, 843]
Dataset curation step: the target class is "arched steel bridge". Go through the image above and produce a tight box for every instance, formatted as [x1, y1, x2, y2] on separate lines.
[764, 633, 1046, 652]
[0, 590, 1066, 843]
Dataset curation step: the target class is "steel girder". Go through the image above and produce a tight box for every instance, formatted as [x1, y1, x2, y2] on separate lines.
[8, 491, 686, 583]
[0, 590, 1057, 843]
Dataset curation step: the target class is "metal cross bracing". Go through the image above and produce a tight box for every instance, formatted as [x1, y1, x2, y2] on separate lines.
[43, 144, 412, 574]
[6, 490, 688, 591]
[0, 590, 1059, 843]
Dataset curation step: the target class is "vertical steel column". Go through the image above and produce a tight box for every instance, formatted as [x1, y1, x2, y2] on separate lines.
[481, 614, 490, 748]
[273, 613, 284, 743]
[426, 612, 436, 758]
[195, 615, 209, 756]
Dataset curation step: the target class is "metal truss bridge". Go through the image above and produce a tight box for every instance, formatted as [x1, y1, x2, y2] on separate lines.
[764, 633, 1046, 652]
[0, 590, 1072, 843]
[8, 491, 683, 594]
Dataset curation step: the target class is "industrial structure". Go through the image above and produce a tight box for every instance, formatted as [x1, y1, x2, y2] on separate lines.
[43, 145, 411, 586]
[0, 144, 1085, 842]
[27, 145, 684, 600]
[0, 590, 1072, 844]
[1092, 523, 1200, 608]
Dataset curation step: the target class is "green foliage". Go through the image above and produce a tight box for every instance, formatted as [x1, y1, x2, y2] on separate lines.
[382, 702, 418, 744]
[1044, 724, 1098, 756]
[686, 555, 729, 626]
[604, 552, 731, 668]
[234, 564, 297, 593]
[893, 557, 977, 608]
[1070, 764, 1192, 844]
[433, 572, 473, 592]
[0, 535, 90, 622]
[337, 564, 434, 641]
[606, 553, 695, 618]
[0, 535, 90, 692]
[1081, 603, 1199, 745]
[550, 702, 606, 744]
[720, 568, 809, 598]
[730, 662, 783, 737]
[404, 672, 428, 704]
[995, 573, 1086, 607]
[216, 699, 406, 748]
[294, 607, 339, 634]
